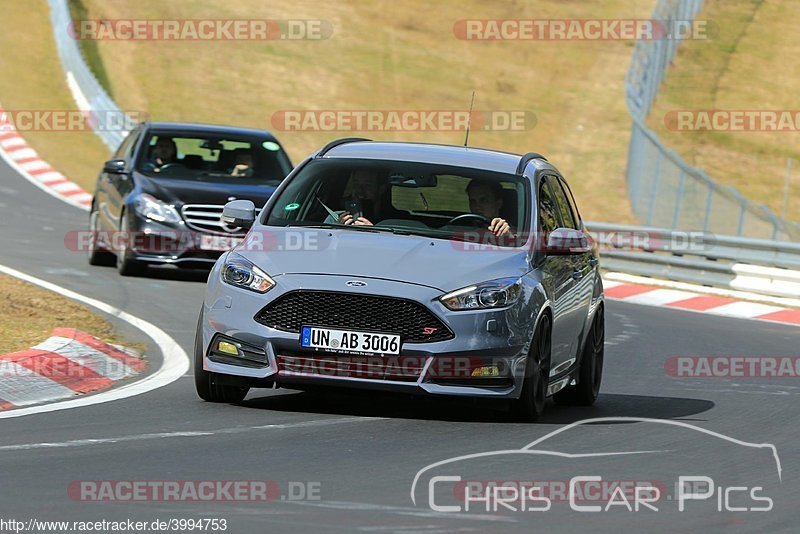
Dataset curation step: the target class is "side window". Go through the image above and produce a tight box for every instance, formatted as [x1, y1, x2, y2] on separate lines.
[113, 127, 140, 161]
[538, 178, 559, 233]
[558, 177, 582, 228]
[547, 175, 577, 229]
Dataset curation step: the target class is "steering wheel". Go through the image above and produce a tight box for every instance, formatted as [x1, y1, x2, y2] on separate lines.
[447, 213, 492, 226]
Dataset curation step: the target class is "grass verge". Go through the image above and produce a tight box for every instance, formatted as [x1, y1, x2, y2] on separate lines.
[649, 0, 800, 222]
[0, 0, 110, 192]
[48, 0, 657, 223]
[0, 274, 144, 354]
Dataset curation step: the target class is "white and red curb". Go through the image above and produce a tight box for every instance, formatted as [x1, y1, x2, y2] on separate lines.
[0, 328, 146, 411]
[0, 105, 93, 211]
[603, 275, 800, 327]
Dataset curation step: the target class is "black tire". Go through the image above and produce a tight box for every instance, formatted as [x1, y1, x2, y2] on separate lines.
[194, 310, 249, 403]
[511, 314, 551, 422]
[554, 306, 604, 406]
[116, 213, 146, 276]
[87, 205, 115, 266]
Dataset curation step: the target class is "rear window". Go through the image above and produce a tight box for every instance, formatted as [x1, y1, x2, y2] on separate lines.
[135, 132, 292, 184]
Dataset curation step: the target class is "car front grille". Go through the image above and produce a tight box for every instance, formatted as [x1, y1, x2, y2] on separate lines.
[276, 352, 424, 382]
[255, 291, 454, 343]
[181, 204, 260, 236]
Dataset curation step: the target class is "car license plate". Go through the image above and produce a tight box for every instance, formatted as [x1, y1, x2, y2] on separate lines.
[199, 234, 242, 251]
[300, 326, 400, 355]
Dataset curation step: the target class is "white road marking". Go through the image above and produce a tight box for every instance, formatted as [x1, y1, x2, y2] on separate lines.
[706, 301, 785, 319]
[0, 417, 383, 451]
[622, 288, 697, 306]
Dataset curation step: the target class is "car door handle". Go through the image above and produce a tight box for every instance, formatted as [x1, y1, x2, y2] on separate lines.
[572, 269, 583, 280]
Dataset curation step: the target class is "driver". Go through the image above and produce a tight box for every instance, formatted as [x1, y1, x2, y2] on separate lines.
[144, 137, 177, 172]
[465, 179, 513, 237]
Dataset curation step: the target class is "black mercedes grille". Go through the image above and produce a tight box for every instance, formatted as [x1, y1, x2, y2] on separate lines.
[255, 291, 453, 343]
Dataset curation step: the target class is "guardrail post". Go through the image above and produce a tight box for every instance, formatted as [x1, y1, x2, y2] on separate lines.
[672, 170, 686, 228]
[646, 151, 663, 225]
[702, 184, 714, 232]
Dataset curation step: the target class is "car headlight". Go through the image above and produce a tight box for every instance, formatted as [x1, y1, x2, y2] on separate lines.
[134, 193, 181, 224]
[221, 253, 275, 293]
[440, 277, 523, 310]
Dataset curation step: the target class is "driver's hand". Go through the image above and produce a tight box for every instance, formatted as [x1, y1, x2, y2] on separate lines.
[339, 212, 355, 225]
[488, 217, 510, 237]
[353, 216, 373, 226]
[231, 164, 249, 176]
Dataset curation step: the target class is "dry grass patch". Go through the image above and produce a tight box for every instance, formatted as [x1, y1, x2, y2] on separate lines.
[64, 0, 656, 223]
[0, 274, 143, 354]
[0, 0, 110, 192]
[649, 0, 800, 222]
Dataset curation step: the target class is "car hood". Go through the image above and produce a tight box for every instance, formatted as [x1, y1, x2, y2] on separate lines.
[236, 226, 531, 292]
[135, 173, 278, 207]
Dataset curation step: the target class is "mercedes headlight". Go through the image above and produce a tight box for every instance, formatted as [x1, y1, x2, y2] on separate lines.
[134, 193, 181, 224]
[440, 277, 522, 310]
[221, 253, 275, 293]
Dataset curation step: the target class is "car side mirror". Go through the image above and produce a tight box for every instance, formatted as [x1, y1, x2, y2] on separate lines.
[103, 159, 127, 174]
[222, 200, 256, 230]
[544, 227, 590, 255]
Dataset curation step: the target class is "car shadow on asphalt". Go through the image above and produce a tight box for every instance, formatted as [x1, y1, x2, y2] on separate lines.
[237, 389, 715, 424]
[135, 265, 211, 283]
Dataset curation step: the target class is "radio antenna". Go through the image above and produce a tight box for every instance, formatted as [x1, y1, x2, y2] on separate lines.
[464, 91, 475, 147]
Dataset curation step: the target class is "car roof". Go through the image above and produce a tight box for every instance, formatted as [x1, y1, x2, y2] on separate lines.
[142, 121, 281, 141]
[320, 141, 553, 176]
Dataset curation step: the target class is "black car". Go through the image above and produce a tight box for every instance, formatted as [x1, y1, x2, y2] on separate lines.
[87, 122, 293, 275]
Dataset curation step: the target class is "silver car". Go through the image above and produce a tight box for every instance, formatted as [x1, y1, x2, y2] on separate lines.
[194, 139, 604, 420]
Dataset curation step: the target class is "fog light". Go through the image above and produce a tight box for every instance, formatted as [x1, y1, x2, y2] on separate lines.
[471, 365, 500, 377]
[215, 340, 240, 356]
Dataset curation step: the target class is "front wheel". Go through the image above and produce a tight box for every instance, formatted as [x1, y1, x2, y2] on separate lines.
[511, 314, 551, 422]
[194, 311, 249, 403]
[554, 306, 604, 406]
[116, 213, 146, 276]
[87, 206, 115, 266]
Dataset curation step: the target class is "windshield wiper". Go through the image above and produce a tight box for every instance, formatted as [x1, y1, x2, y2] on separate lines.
[285, 222, 381, 233]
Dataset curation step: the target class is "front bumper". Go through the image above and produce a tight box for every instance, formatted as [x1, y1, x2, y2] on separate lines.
[126, 214, 242, 265]
[200, 269, 538, 399]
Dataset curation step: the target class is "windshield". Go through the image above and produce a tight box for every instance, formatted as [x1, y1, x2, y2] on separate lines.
[135, 132, 292, 184]
[264, 158, 530, 244]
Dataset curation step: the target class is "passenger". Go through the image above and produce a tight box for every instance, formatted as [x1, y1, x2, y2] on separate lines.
[230, 151, 254, 178]
[337, 169, 405, 226]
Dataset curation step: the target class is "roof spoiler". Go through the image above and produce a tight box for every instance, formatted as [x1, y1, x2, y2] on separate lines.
[516, 152, 547, 175]
[316, 137, 372, 158]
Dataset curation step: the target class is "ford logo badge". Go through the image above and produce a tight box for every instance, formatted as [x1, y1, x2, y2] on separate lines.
[345, 280, 367, 287]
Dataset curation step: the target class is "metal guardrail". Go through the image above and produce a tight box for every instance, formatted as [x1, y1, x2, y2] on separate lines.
[48, 0, 130, 151]
[625, 0, 799, 241]
[586, 221, 800, 298]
